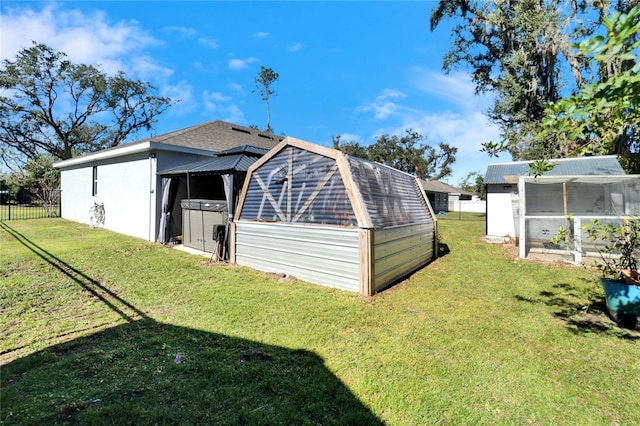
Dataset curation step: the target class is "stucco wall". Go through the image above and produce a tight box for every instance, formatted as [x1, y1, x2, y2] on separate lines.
[60, 153, 155, 240]
[60, 166, 94, 225]
[59, 149, 214, 241]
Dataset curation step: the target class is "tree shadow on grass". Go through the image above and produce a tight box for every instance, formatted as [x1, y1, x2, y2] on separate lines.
[515, 281, 639, 340]
[0, 223, 384, 425]
[0, 221, 147, 323]
[2, 319, 384, 425]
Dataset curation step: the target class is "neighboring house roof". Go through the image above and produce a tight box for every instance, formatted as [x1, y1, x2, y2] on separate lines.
[420, 180, 471, 196]
[54, 120, 284, 169]
[484, 155, 625, 185]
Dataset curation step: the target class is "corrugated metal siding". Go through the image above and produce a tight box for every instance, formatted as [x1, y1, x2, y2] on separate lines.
[485, 156, 624, 185]
[373, 223, 435, 291]
[239, 147, 357, 226]
[235, 221, 361, 292]
[347, 157, 432, 228]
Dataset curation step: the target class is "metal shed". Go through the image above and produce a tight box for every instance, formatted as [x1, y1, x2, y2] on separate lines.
[230, 137, 438, 296]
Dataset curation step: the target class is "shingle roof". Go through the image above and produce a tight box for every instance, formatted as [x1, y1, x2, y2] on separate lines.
[420, 180, 471, 195]
[484, 156, 625, 185]
[132, 120, 284, 152]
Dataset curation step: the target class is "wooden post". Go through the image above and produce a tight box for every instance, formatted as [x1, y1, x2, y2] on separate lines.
[229, 221, 236, 264]
[359, 229, 375, 296]
[562, 181, 568, 217]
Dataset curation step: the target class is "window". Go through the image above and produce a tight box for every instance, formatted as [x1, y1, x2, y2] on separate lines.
[92, 166, 98, 196]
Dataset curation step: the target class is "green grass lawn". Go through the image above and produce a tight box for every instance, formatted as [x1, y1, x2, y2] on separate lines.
[1, 219, 638, 425]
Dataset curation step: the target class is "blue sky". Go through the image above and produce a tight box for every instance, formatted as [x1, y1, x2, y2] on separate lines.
[1, 1, 511, 185]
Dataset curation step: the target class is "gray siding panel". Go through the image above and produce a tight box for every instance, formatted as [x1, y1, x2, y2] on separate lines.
[235, 221, 361, 292]
[373, 223, 435, 291]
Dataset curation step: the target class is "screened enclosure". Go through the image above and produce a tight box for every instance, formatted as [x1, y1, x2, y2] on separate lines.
[518, 175, 640, 262]
[231, 138, 437, 295]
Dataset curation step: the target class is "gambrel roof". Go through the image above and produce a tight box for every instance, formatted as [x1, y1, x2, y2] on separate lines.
[485, 155, 624, 185]
[236, 137, 434, 229]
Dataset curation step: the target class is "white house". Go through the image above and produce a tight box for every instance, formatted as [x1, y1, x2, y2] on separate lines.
[420, 180, 482, 213]
[54, 120, 282, 242]
[484, 155, 625, 242]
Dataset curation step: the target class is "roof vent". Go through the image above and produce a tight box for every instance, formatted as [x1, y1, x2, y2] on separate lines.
[231, 127, 251, 135]
[258, 134, 273, 139]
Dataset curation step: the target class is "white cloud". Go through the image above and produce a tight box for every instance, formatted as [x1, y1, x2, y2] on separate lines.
[337, 133, 362, 143]
[131, 56, 174, 81]
[367, 109, 503, 184]
[229, 57, 259, 70]
[412, 68, 493, 112]
[202, 90, 244, 123]
[227, 83, 244, 94]
[355, 75, 503, 184]
[205, 91, 232, 103]
[162, 80, 196, 115]
[1, 3, 161, 76]
[287, 42, 304, 52]
[255, 32, 270, 38]
[198, 38, 219, 49]
[356, 89, 409, 119]
[378, 89, 405, 100]
[163, 26, 196, 37]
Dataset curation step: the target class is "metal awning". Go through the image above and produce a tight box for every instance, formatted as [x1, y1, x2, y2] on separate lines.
[158, 154, 259, 176]
[158, 145, 270, 176]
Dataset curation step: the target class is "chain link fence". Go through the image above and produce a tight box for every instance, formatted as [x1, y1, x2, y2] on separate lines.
[436, 211, 486, 221]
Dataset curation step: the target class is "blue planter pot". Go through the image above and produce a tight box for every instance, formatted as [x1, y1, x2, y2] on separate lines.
[601, 278, 640, 330]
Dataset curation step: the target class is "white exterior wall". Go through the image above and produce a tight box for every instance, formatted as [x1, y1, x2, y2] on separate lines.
[234, 221, 362, 292]
[60, 166, 95, 225]
[60, 153, 157, 241]
[59, 147, 214, 242]
[100, 154, 156, 240]
[486, 184, 519, 238]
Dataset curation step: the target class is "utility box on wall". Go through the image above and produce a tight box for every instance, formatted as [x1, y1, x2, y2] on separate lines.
[181, 199, 227, 253]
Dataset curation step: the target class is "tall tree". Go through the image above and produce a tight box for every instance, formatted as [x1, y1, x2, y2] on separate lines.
[254, 66, 279, 133]
[334, 130, 457, 181]
[430, 0, 634, 161]
[331, 135, 368, 159]
[537, 6, 640, 173]
[0, 42, 172, 166]
[458, 170, 486, 198]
